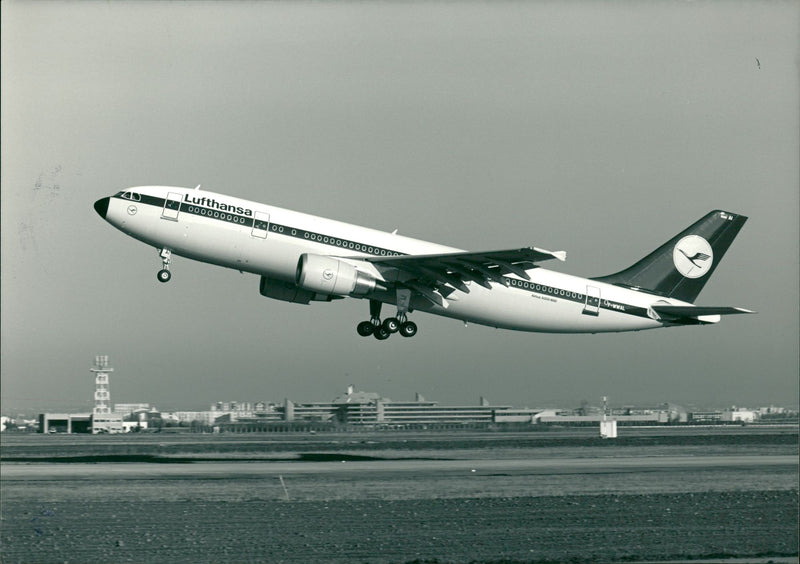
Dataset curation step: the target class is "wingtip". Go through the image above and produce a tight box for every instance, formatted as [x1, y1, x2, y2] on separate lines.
[532, 247, 567, 262]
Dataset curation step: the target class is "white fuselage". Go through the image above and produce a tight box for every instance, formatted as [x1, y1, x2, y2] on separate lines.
[102, 186, 691, 333]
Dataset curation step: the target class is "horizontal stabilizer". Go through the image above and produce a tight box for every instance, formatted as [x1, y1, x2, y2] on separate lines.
[651, 305, 755, 324]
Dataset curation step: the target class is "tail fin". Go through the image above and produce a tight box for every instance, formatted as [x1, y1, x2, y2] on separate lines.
[593, 210, 747, 303]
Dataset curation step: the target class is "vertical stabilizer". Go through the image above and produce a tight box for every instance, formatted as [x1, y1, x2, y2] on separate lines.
[593, 210, 747, 303]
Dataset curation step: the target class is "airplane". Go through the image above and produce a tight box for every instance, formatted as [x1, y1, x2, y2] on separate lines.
[94, 186, 753, 340]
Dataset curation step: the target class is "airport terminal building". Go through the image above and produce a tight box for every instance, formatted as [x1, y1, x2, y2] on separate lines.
[208, 386, 555, 431]
[204, 389, 692, 432]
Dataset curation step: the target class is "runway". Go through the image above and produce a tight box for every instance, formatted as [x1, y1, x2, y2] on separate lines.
[3, 453, 796, 479]
[2, 428, 797, 563]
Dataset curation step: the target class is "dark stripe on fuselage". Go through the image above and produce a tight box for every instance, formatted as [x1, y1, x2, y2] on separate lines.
[114, 192, 654, 321]
[505, 277, 650, 318]
[115, 191, 403, 257]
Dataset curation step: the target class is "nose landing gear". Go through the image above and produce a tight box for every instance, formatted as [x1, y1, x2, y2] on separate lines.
[356, 296, 418, 340]
[157, 248, 172, 283]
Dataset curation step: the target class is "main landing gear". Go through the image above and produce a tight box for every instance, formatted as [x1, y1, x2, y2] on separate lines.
[157, 248, 172, 283]
[357, 296, 418, 340]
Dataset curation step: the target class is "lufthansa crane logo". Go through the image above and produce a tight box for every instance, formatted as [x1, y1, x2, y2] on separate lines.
[322, 269, 335, 281]
[673, 235, 713, 278]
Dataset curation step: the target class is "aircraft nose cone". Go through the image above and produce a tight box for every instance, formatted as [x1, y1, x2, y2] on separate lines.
[94, 197, 109, 219]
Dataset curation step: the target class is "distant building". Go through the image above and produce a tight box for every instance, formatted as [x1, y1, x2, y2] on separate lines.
[223, 386, 545, 430]
[39, 413, 93, 434]
[130, 408, 163, 428]
[688, 411, 724, 423]
[90, 414, 124, 433]
[536, 401, 684, 425]
[170, 411, 218, 425]
[365, 399, 505, 426]
[282, 398, 337, 422]
[121, 421, 148, 432]
[209, 401, 278, 421]
[114, 403, 150, 417]
[722, 409, 757, 423]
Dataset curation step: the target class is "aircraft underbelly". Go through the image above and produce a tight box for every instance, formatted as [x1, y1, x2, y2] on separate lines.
[423, 284, 657, 333]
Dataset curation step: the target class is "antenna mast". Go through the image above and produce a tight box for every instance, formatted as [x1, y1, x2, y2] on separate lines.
[90, 355, 114, 416]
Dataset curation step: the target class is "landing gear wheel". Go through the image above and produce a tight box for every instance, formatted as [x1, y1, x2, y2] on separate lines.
[399, 321, 418, 338]
[382, 317, 400, 334]
[157, 248, 173, 283]
[373, 326, 390, 340]
[357, 321, 375, 337]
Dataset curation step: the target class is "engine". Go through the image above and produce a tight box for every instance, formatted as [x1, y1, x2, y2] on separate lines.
[296, 254, 379, 297]
[259, 276, 337, 304]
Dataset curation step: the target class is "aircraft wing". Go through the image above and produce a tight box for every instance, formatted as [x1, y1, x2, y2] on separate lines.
[650, 305, 755, 324]
[363, 247, 566, 307]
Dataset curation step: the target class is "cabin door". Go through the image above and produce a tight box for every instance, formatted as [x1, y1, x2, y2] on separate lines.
[583, 285, 601, 316]
[251, 211, 270, 239]
[161, 192, 183, 221]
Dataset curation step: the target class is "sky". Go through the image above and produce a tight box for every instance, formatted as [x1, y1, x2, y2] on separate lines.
[2, 1, 798, 415]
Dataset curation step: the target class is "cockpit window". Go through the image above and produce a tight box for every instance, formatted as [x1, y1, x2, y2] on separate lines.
[121, 192, 141, 202]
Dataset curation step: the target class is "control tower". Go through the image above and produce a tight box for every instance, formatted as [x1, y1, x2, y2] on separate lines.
[91, 355, 113, 414]
[90, 355, 122, 433]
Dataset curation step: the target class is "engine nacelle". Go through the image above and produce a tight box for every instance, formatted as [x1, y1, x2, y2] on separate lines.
[259, 276, 337, 304]
[296, 254, 379, 297]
